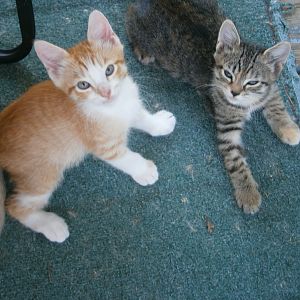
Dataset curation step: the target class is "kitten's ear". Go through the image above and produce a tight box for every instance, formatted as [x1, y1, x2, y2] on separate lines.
[263, 41, 291, 77]
[87, 10, 120, 44]
[34, 40, 69, 85]
[216, 20, 240, 50]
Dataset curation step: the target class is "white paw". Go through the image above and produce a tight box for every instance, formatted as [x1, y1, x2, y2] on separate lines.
[149, 110, 176, 136]
[278, 124, 300, 146]
[132, 160, 158, 186]
[23, 211, 69, 243]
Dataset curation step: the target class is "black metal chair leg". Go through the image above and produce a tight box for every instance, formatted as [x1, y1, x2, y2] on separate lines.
[0, 0, 35, 63]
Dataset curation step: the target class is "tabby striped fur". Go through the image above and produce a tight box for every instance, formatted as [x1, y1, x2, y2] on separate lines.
[126, 0, 300, 213]
[212, 21, 299, 213]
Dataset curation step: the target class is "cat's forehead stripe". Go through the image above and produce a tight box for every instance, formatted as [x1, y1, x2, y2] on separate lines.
[76, 59, 89, 72]
[69, 41, 94, 61]
[229, 45, 264, 78]
[236, 45, 245, 73]
[85, 62, 106, 85]
[69, 41, 124, 69]
[245, 51, 260, 74]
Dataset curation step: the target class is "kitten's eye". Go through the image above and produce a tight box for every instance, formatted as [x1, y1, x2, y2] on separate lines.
[223, 69, 233, 80]
[77, 81, 91, 90]
[246, 80, 259, 86]
[105, 64, 115, 77]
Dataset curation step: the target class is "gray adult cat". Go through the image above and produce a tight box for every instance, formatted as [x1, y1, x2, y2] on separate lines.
[126, 0, 300, 214]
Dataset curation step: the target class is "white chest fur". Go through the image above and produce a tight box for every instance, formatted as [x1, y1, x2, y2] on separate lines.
[79, 76, 142, 129]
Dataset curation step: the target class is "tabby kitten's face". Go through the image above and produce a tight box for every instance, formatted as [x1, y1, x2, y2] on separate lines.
[213, 20, 290, 108]
[35, 11, 128, 106]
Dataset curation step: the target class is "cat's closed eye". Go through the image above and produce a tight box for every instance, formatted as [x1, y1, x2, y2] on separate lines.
[245, 80, 259, 86]
[77, 81, 91, 90]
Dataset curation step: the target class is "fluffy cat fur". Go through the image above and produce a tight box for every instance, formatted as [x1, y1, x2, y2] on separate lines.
[126, 0, 300, 213]
[0, 10, 176, 242]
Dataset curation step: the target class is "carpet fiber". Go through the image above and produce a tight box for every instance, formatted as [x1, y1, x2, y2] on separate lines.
[0, 1, 299, 299]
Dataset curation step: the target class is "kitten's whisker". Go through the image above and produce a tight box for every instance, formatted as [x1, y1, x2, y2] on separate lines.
[137, 86, 165, 109]
[196, 83, 223, 92]
[132, 75, 162, 82]
[137, 88, 156, 106]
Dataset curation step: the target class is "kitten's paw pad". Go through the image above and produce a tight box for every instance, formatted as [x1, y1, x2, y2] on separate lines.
[235, 187, 261, 214]
[25, 212, 69, 243]
[134, 47, 155, 65]
[132, 160, 158, 186]
[150, 110, 176, 136]
[278, 125, 300, 145]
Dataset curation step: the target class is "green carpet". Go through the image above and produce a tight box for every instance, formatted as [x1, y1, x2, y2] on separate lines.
[0, 1, 299, 299]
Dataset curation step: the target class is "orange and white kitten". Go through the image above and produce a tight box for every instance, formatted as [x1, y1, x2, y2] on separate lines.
[0, 10, 176, 243]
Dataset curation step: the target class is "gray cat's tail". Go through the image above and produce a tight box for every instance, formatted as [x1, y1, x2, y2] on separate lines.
[0, 169, 5, 234]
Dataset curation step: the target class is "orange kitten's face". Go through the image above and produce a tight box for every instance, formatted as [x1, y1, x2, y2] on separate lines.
[64, 40, 128, 105]
[34, 10, 129, 107]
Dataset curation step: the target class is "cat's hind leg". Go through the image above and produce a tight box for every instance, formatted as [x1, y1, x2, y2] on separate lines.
[6, 169, 69, 243]
[7, 193, 69, 243]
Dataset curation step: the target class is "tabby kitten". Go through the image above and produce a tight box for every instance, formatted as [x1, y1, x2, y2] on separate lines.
[126, 0, 300, 214]
[0, 10, 176, 242]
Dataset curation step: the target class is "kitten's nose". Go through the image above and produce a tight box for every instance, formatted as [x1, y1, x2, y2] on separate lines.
[98, 87, 112, 99]
[231, 90, 240, 97]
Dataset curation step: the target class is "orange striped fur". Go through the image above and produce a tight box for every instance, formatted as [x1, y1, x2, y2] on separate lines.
[0, 10, 176, 242]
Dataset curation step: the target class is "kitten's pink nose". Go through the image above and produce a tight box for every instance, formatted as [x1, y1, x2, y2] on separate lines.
[98, 87, 112, 100]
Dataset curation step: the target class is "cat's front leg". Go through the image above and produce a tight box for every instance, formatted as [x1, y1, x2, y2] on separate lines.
[263, 89, 300, 145]
[98, 147, 158, 186]
[216, 118, 261, 214]
[132, 107, 176, 136]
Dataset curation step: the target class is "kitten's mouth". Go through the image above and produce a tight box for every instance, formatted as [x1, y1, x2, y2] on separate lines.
[103, 94, 115, 103]
[226, 95, 244, 107]
[103, 97, 113, 102]
[89, 96, 115, 106]
[224, 90, 236, 102]
[101, 96, 118, 105]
